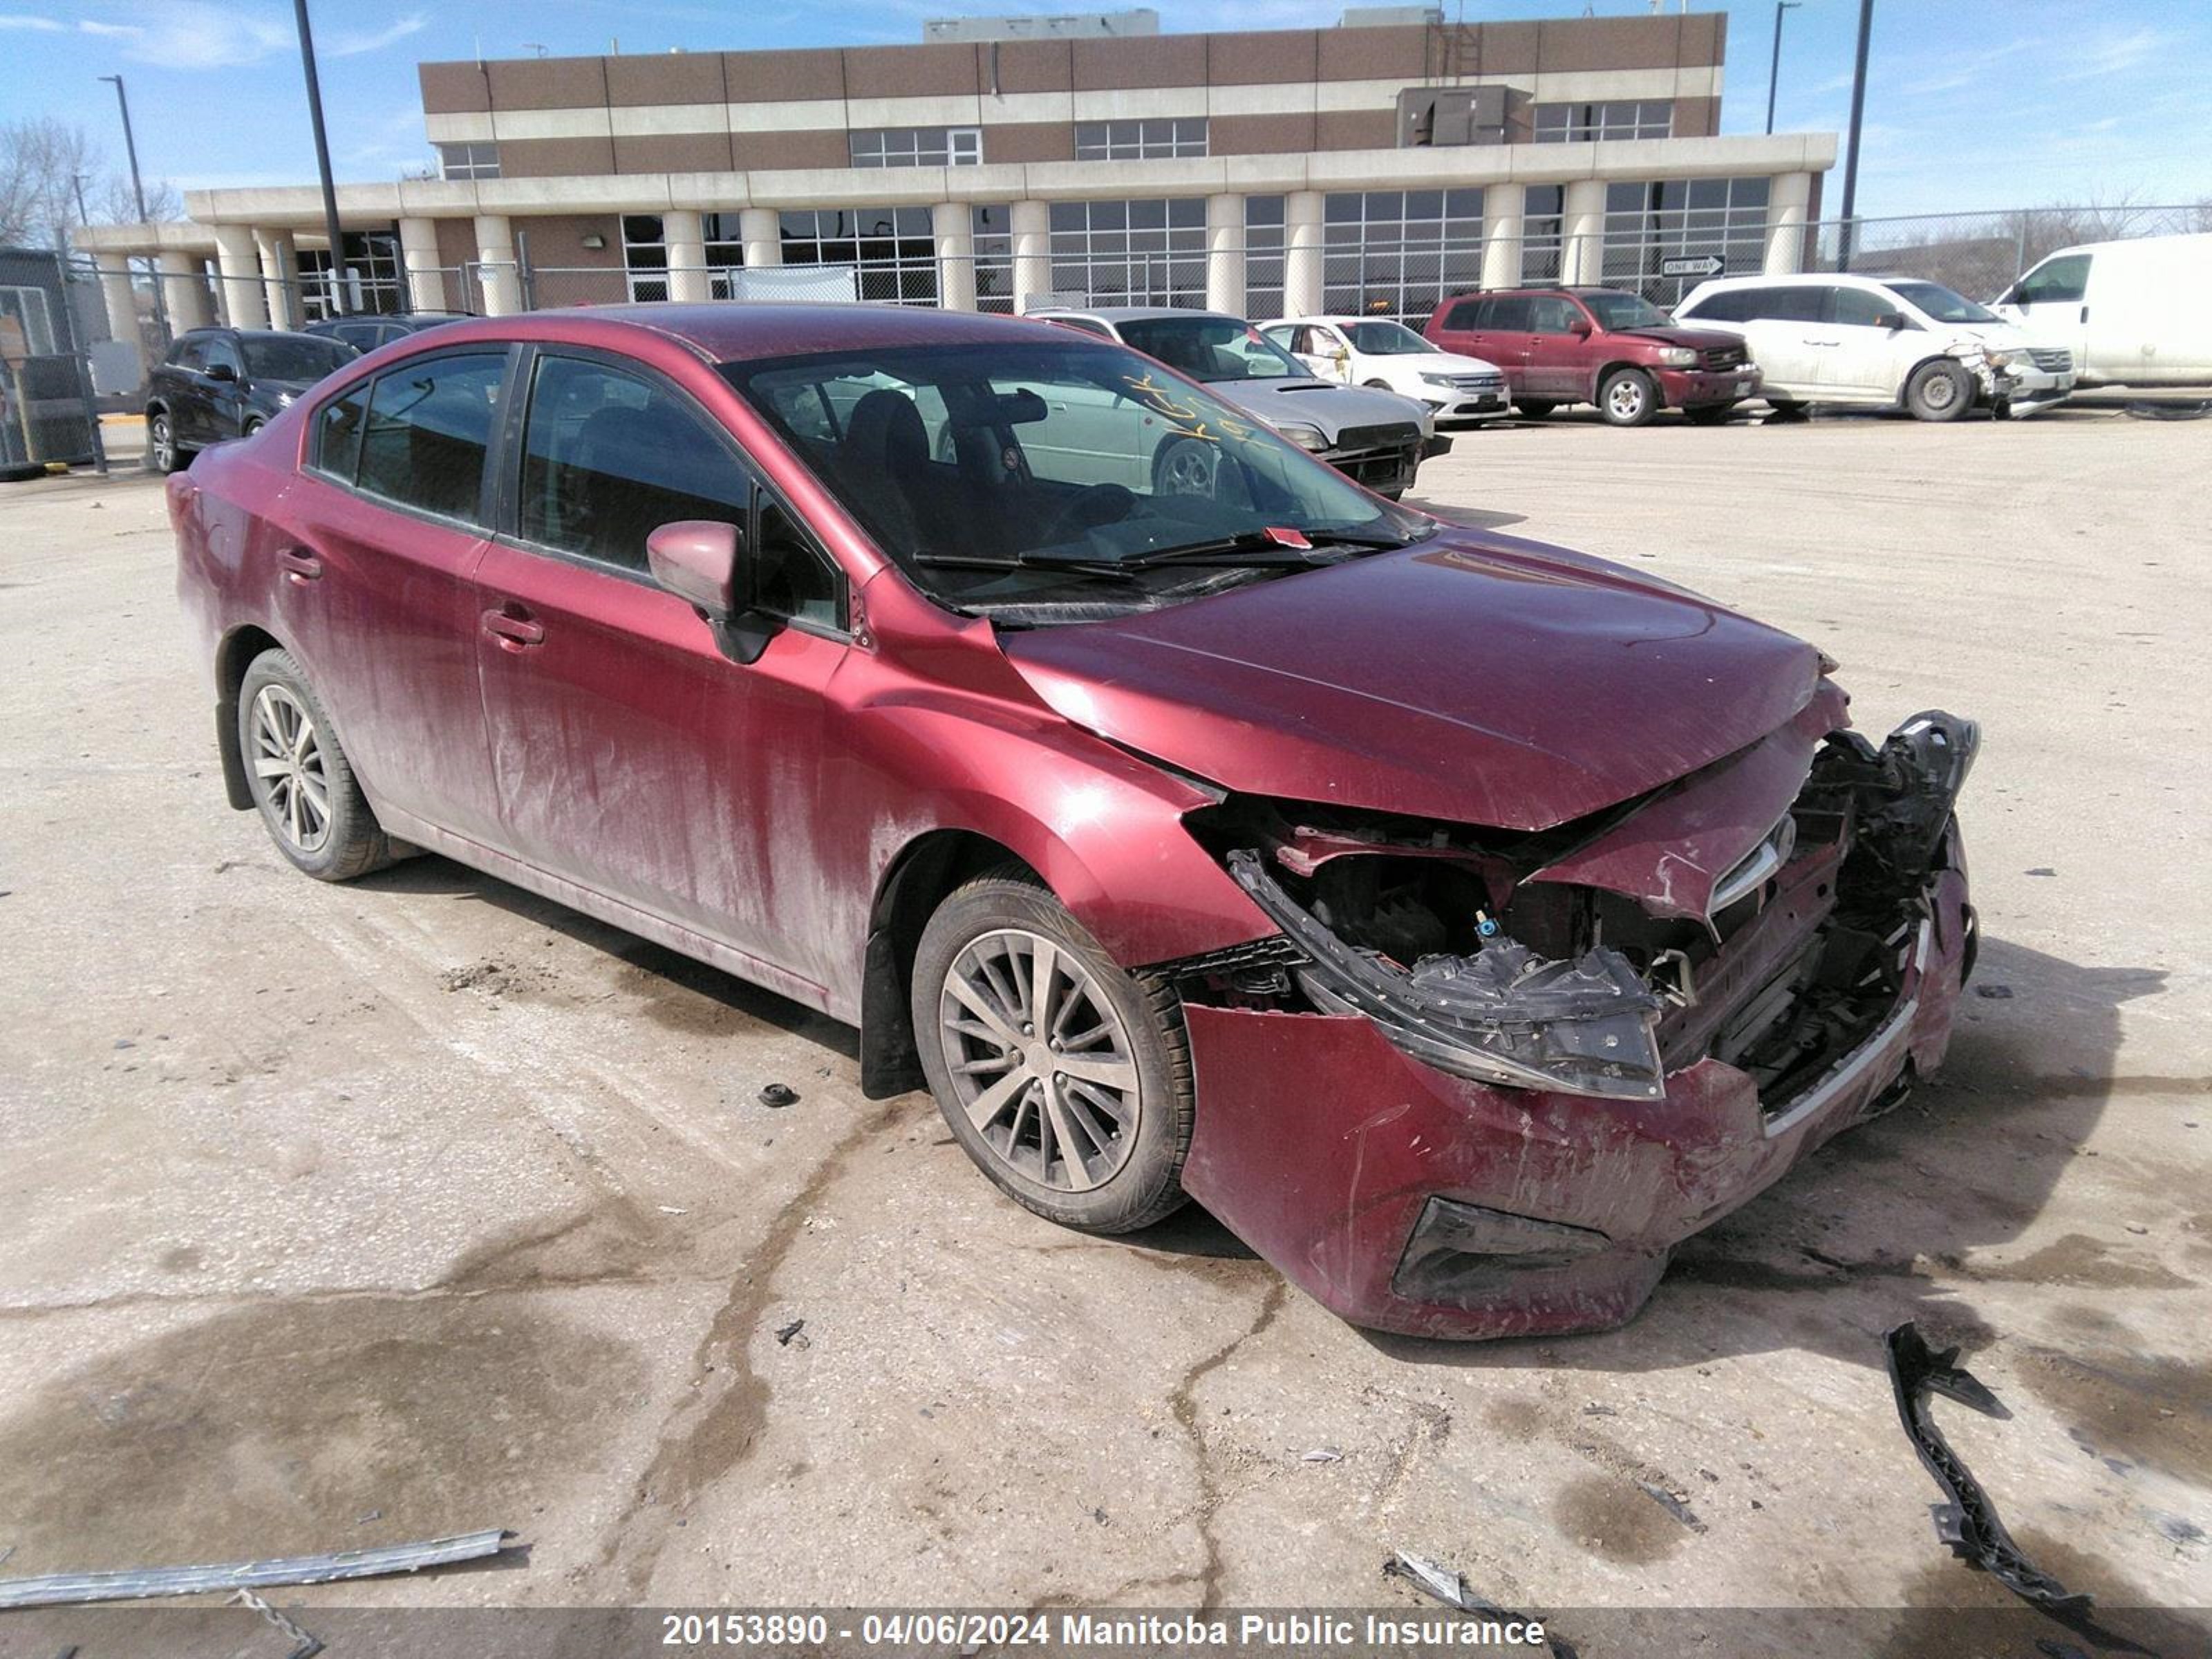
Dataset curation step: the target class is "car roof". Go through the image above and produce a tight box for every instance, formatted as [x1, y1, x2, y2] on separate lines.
[1031, 306, 1238, 324]
[1689, 272, 1921, 289]
[401, 301, 1065, 364]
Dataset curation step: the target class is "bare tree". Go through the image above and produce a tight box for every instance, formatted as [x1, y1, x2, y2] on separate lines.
[97, 173, 182, 227]
[1, 118, 99, 248]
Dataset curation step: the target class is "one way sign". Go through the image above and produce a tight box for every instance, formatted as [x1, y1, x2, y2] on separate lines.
[1660, 255, 1725, 278]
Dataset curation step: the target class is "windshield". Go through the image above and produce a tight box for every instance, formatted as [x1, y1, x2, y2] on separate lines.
[724, 339, 1425, 620]
[1343, 321, 1438, 356]
[1886, 280, 2000, 325]
[241, 335, 356, 382]
[1113, 315, 1309, 382]
[1578, 292, 1672, 330]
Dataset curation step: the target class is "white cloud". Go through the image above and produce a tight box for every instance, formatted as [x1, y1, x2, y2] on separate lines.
[0, 12, 64, 29]
[59, 2, 425, 68]
[326, 13, 428, 59]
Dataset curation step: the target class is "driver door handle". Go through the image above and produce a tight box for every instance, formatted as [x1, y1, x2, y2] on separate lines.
[482, 604, 545, 650]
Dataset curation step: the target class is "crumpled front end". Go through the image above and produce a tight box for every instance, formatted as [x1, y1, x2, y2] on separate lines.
[1163, 703, 1979, 1339]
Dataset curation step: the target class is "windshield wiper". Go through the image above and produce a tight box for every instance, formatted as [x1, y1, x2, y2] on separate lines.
[912, 524, 1425, 580]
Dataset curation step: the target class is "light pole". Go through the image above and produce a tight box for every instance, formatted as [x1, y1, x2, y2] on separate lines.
[97, 74, 169, 342]
[1837, 0, 1875, 271]
[1765, 1, 1801, 135]
[292, 0, 350, 317]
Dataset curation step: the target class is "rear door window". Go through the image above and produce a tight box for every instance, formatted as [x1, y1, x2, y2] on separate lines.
[1747, 286, 1826, 324]
[356, 351, 508, 525]
[1481, 297, 1534, 330]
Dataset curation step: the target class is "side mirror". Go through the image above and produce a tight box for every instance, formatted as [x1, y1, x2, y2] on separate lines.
[1566, 317, 1593, 337]
[1873, 310, 1907, 331]
[648, 518, 743, 619]
[205, 362, 238, 383]
[648, 518, 779, 664]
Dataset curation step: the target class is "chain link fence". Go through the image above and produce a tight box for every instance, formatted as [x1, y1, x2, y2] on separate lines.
[1810, 203, 2210, 305]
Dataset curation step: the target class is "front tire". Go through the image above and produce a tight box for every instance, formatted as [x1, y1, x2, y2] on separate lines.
[913, 870, 1192, 1235]
[1152, 435, 1221, 499]
[237, 649, 393, 882]
[1599, 368, 1658, 427]
[1905, 359, 1974, 422]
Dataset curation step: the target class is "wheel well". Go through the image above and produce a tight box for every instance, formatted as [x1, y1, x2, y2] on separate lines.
[145, 400, 167, 418]
[213, 625, 283, 809]
[1594, 360, 1656, 403]
[858, 830, 1039, 1099]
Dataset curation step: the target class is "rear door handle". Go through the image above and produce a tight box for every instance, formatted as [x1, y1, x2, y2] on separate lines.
[481, 605, 545, 650]
[276, 548, 322, 583]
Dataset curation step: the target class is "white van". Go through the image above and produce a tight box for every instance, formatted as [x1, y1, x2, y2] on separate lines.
[1676, 272, 2073, 420]
[1994, 232, 2212, 388]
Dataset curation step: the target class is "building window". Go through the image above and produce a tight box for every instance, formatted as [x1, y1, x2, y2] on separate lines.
[1532, 102, 1673, 142]
[295, 229, 403, 321]
[1321, 189, 1483, 326]
[1047, 198, 1205, 308]
[1521, 184, 1564, 283]
[1602, 177, 1770, 301]
[780, 207, 939, 306]
[1244, 196, 1285, 321]
[437, 141, 500, 180]
[622, 214, 750, 301]
[1074, 119, 1208, 161]
[849, 127, 982, 168]
[971, 204, 1014, 314]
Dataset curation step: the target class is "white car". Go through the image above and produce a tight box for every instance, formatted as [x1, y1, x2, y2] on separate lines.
[1674, 272, 2075, 421]
[1262, 316, 1512, 426]
[1994, 232, 2212, 389]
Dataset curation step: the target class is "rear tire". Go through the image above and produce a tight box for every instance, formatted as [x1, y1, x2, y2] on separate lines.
[912, 869, 1192, 1235]
[1599, 368, 1658, 427]
[237, 649, 393, 882]
[148, 410, 187, 474]
[1905, 359, 1975, 422]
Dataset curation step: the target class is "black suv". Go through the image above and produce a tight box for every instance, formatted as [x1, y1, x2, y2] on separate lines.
[145, 328, 357, 474]
[303, 310, 473, 354]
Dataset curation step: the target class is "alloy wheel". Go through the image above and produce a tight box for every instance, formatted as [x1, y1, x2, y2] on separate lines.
[937, 928, 1141, 1193]
[1606, 377, 1648, 421]
[250, 683, 332, 853]
[151, 415, 173, 471]
[1157, 439, 1218, 497]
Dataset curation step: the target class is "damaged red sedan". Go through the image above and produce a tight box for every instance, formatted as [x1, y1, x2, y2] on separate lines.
[170, 305, 1976, 1339]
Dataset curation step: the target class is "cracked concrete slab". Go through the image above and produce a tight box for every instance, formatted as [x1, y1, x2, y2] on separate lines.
[1, 411, 2206, 1647]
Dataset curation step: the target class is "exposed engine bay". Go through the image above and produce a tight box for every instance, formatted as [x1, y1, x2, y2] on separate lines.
[1171, 709, 1978, 1112]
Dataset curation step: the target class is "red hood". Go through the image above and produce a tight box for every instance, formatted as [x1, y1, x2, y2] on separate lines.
[1614, 325, 1746, 353]
[997, 529, 1821, 832]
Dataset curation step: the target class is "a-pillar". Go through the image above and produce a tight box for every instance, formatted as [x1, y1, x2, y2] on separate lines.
[254, 228, 299, 329]
[1562, 178, 1608, 286]
[1009, 199, 1051, 312]
[157, 250, 212, 330]
[932, 201, 975, 312]
[664, 209, 710, 303]
[1480, 180, 1526, 291]
[1763, 171, 1812, 274]
[1204, 193, 1246, 316]
[212, 225, 268, 328]
[738, 207, 782, 273]
[475, 214, 521, 316]
[398, 216, 450, 312]
[1283, 189, 1324, 317]
[95, 259, 142, 379]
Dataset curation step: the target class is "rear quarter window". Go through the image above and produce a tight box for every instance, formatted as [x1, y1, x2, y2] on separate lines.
[310, 384, 370, 482]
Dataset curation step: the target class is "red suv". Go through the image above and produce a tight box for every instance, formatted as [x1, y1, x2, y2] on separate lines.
[1425, 287, 1760, 426]
[169, 304, 1974, 1341]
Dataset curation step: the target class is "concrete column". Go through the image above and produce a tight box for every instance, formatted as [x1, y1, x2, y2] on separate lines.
[94, 259, 142, 382]
[738, 207, 782, 272]
[664, 208, 709, 303]
[475, 214, 521, 317]
[932, 201, 976, 312]
[1283, 189, 1325, 319]
[1763, 171, 1813, 275]
[1010, 199, 1051, 312]
[397, 216, 450, 312]
[1204, 193, 1246, 317]
[157, 250, 212, 330]
[212, 225, 268, 328]
[1562, 178, 1608, 287]
[255, 228, 298, 329]
[1480, 180, 1526, 292]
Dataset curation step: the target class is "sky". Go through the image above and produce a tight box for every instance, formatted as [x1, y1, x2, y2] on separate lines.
[3, 0, 2208, 221]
